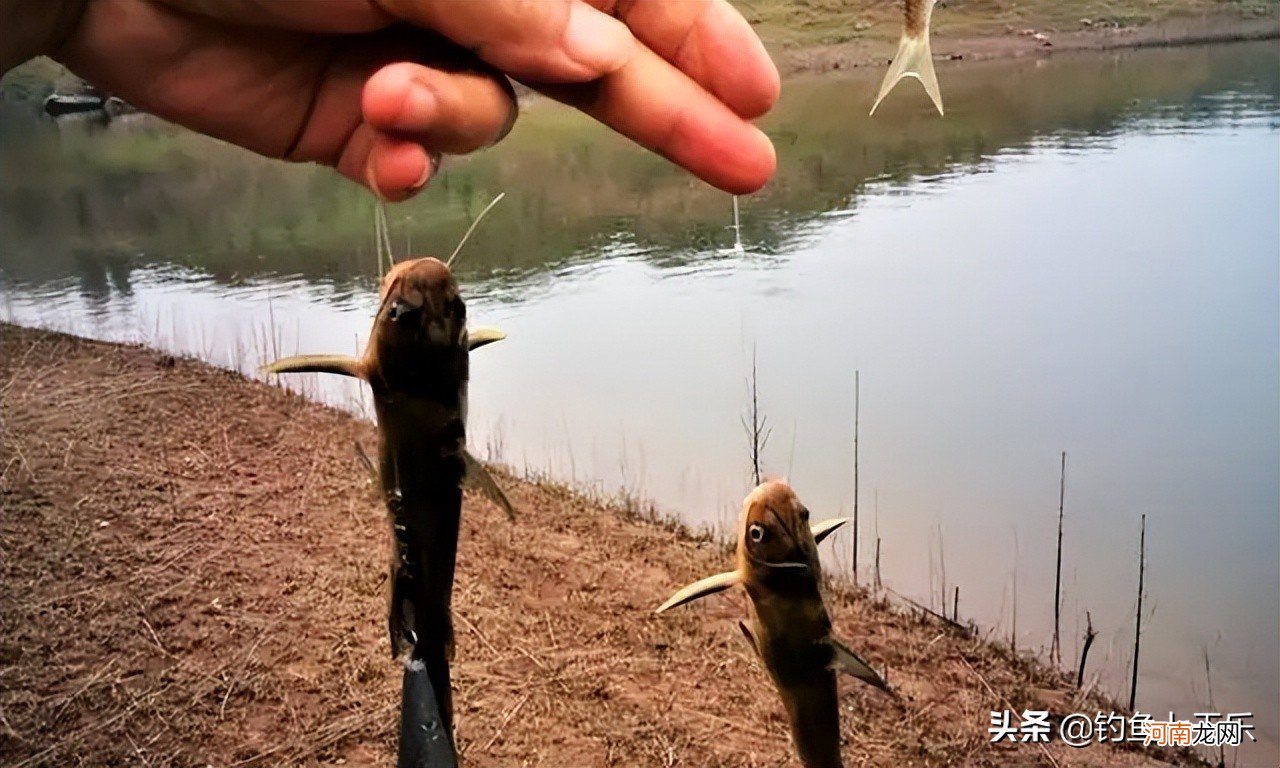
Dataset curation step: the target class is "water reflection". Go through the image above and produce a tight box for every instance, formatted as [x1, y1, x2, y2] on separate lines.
[1, 40, 1277, 766]
[2, 42, 1276, 294]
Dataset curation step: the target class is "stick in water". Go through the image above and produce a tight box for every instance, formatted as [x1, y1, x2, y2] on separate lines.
[1128, 514, 1146, 711]
[731, 195, 744, 253]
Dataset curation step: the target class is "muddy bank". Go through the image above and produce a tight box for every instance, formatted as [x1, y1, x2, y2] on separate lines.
[1, 324, 1197, 767]
[776, 12, 1279, 75]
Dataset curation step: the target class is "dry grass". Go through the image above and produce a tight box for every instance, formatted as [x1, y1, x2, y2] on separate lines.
[1, 324, 1201, 766]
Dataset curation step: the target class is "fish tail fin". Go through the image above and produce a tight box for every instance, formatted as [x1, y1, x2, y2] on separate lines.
[399, 656, 459, 767]
[870, 31, 944, 117]
[261, 354, 364, 378]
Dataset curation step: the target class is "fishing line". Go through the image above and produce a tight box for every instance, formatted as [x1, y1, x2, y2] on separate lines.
[376, 200, 394, 273]
[365, 164, 396, 277]
[445, 192, 506, 269]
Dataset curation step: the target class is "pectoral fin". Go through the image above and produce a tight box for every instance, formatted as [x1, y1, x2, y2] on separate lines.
[462, 449, 516, 521]
[737, 620, 762, 660]
[468, 327, 506, 350]
[354, 441, 379, 482]
[811, 517, 849, 546]
[870, 32, 945, 116]
[828, 636, 896, 697]
[261, 355, 364, 378]
[655, 570, 741, 614]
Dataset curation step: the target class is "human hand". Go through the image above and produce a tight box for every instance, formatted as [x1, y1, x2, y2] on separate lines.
[39, 0, 779, 199]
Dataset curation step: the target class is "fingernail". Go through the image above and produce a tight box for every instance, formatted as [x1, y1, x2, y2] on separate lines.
[412, 151, 441, 192]
[398, 79, 437, 131]
[563, 3, 635, 76]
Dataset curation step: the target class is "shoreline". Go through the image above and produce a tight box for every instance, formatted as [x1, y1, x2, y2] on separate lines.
[0, 323, 1206, 766]
[774, 11, 1279, 75]
[7, 11, 1276, 106]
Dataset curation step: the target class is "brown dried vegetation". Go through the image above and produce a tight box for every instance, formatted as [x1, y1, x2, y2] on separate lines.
[1, 325, 1191, 766]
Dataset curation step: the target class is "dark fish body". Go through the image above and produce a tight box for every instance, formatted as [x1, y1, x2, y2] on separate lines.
[747, 574, 844, 768]
[265, 256, 511, 765]
[399, 657, 459, 768]
[658, 480, 893, 768]
[378, 387, 467, 742]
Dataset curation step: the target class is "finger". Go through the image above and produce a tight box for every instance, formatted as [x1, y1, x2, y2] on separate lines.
[539, 46, 775, 194]
[356, 134, 437, 202]
[362, 61, 516, 155]
[59, 0, 507, 199]
[376, 0, 638, 83]
[155, 0, 393, 33]
[592, 0, 779, 119]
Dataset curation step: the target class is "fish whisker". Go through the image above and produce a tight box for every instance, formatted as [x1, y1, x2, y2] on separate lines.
[445, 192, 506, 268]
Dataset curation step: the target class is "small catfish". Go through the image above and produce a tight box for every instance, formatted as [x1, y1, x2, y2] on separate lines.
[656, 479, 894, 768]
[871, 0, 945, 116]
[264, 209, 512, 765]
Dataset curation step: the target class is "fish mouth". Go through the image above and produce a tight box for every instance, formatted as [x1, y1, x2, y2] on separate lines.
[747, 554, 810, 573]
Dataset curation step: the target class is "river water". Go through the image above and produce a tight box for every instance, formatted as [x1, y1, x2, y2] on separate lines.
[2, 41, 1276, 764]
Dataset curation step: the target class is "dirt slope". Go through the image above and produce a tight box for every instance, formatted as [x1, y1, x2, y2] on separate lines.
[1, 325, 1192, 767]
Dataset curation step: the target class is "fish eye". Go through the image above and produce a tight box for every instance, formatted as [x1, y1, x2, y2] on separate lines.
[749, 523, 767, 543]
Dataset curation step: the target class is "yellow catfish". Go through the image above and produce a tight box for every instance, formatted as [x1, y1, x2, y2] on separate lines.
[264, 253, 511, 767]
[871, 0, 945, 116]
[657, 479, 895, 768]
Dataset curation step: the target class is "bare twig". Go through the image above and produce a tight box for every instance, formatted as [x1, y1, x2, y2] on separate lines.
[852, 370, 860, 585]
[1076, 611, 1097, 688]
[741, 345, 771, 485]
[1052, 451, 1066, 666]
[1128, 513, 1146, 712]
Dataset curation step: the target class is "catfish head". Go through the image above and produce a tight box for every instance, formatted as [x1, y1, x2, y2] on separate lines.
[261, 256, 505, 400]
[736, 479, 822, 586]
[656, 480, 847, 614]
[370, 257, 468, 397]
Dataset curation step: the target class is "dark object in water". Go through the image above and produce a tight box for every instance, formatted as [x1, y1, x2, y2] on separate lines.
[399, 659, 458, 768]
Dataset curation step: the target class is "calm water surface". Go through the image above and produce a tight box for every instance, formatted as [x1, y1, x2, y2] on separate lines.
[2, 42, 1277, 764]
